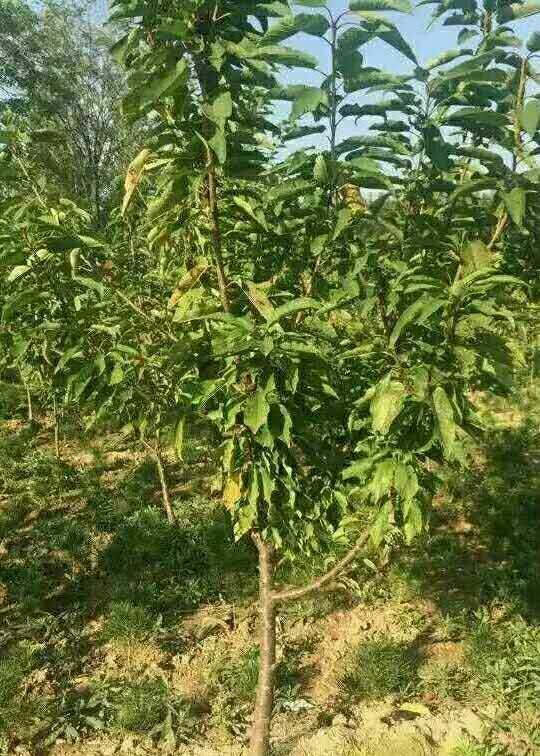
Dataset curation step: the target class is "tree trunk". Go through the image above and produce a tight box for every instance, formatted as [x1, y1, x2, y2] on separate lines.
[249, 536, 276, 756]
[21, 372, 33, 423]
[155, 445, 177, 526]
[248, 531, 369, 755]
[53, 395, 60, 459]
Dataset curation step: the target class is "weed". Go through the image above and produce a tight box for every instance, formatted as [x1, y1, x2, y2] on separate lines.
[339, 638, 420, 700]
[114, 678, 198, 744]
[465, 617, 540, 709]
[419, 659, 470, 701]
[115, 678, 168, 731]
[102, 601, 156, 643]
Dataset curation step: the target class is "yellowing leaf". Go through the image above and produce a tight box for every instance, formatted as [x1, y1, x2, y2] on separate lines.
[168, 263, 208, 308]
[246, 281, 275, 321]
[122, 148, 152, 215]
[224, 473, 242, 510]
[399, 702, 431, 716]
[460, 240, 492, 275]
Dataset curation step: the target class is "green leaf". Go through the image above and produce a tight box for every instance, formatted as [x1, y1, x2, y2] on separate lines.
[283, 124, 326, 140]
[444, 107, 509, 129]
[426, 48, 472, 70]
[498, 3, 540, 21]
[261, 13, 329, 44]
[139, 58, 188, 109]
[253, 45, 318, 68]
[333, 208, 353, 240]
[234, 197, 268, 231]
[389, 295, 443, 347]
[521, 99, 540, 137]
[73, 276, 105, 298]
[109, 366, 124, 386]
[175, 415, 185, 461]
[291, 87, 328, 120]
[268, 297, 319, 325]
[403, 499, 423, 543]
[371, 502, 392, 546]
[209, 128, 227, 163]
[432, 386, 456, 459]
[527, 31, 540, 51]
[350, 0, 412, 11]
[268, 179, 312, 202]
[373, 27, 418, 63]
[449, 178, 497, 203]
[371, 380, 406, 434]
[502, 187, 526, 228]
[314, 154, 329, 183]
[7, 265, 30, 283]
[244, 390, 270, 434]
[437, 50, 500, 80]
[294, 0, 327, 5]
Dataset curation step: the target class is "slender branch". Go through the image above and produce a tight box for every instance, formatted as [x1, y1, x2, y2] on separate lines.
[272, 531, 369, 603]
[488, 211, 508, 250]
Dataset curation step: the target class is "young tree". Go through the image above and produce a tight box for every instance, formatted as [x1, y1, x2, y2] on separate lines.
[106, 1, 538, 754]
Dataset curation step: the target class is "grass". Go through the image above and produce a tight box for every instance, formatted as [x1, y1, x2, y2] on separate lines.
[339, 638, 420, 700]
[102, 601, 156, 643]
[1, 385, 540, 753]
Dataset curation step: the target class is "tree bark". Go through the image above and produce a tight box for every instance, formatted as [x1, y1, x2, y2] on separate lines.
[154, 444, 177, 526]
[249, 536, 277, 756]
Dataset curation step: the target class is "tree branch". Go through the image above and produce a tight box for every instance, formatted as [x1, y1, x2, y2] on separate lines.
[272, 532, 369, 604]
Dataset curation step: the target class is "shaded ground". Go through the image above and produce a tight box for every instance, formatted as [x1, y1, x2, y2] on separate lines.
[0, 383, 539, 755]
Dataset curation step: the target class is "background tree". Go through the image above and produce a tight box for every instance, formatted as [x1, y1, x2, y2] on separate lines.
[0, 0, 134, 226]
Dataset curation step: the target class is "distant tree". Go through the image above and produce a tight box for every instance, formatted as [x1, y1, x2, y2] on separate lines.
[0, 0, 134, 225]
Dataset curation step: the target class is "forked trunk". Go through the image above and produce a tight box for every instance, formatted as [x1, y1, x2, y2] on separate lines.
[249, 531, 369, 754]
[249, 536, 276, 756]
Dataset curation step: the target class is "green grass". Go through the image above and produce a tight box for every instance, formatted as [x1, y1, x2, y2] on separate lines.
[339, 639, 420, 700]
[115, 678, 169, 731]
[102, 601, 156, 643]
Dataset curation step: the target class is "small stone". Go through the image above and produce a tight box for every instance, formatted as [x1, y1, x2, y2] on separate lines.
[460, 708, 485, 740]
[360, 621, 371, 631]
[332, 713, 348, 727]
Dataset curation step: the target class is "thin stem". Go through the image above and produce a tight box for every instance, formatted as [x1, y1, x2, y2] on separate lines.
[53, 395, 60, 460]
[154, 442, 177, 526]
[488, 211, 508, 250]
[206, 151, 231, 313]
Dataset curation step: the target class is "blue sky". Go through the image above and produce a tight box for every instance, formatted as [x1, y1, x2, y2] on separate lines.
[277, 2, 538, 146]
[285, 1, 538, 78]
